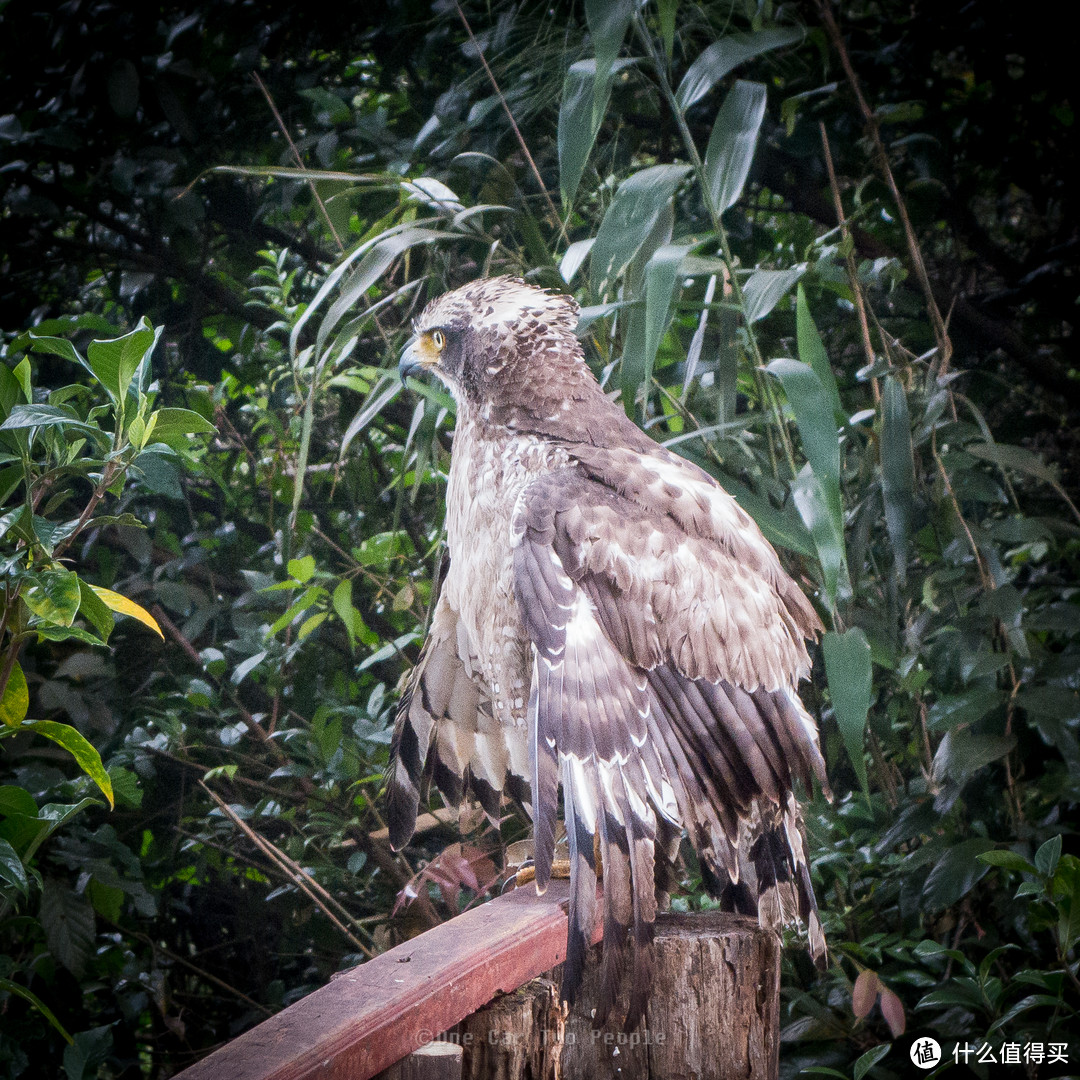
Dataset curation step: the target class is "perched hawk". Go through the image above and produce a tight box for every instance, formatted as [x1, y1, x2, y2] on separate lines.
[388, 277, 828, 1028]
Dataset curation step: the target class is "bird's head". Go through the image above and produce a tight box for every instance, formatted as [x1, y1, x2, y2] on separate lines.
[398, 276, 591, 424]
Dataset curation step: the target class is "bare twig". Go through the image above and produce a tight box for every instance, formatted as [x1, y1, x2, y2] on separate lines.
[820, 121, 880, 403]
[252, 72, 345, 253]
[200, 781, 374, 957]
[815, 1, 952, 376]
[452, 2, 562, 232]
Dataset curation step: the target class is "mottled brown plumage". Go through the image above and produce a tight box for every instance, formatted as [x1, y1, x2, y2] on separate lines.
[388, 277, 828, 1028]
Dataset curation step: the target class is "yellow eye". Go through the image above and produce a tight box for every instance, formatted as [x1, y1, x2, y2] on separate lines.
[431, 329, 445, 350]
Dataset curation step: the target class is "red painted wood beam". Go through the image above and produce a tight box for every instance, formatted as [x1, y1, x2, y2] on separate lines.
[175, 881, 595, 1080]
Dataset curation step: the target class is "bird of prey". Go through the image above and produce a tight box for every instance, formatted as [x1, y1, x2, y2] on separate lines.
[387, 276, 828, 1028]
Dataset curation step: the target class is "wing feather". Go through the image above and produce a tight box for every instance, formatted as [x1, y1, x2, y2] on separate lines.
[512, 456, 828, 1020]
[387, 589, 527, 850]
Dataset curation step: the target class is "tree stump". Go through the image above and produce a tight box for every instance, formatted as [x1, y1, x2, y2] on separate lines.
[462, 912, 779, 1080]
[379, 1041, 463, 1080]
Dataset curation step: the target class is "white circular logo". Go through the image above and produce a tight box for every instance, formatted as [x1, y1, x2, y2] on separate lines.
[910, 1037, 942, 1069]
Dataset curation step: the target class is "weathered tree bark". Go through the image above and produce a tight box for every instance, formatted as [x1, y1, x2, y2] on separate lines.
[459, 978, 565, 1080]
[462, 912, 780, 1080]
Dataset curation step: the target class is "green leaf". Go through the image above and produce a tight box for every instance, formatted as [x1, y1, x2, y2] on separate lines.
[231, 650, 267, 685]
[925, 689, 1004, 731]
[621, 244, 689, 410]
[40, 878, 96, 978]
[86, 317, 159, 402]
[823, 628, 873, 794]
[0, 977, 73, 1044]
[965, 440, 1058, 484]
[558, 56, 636, 205]
[1054, 855, 1080, 952]
[77, 580, 115, 644]
[853, 1043, 891, 1080]
[0, 361, 26, 418]
[21, 720, 114, 808]
[148, 407, 217, 440]
[316, 229, 450, 363]
[922, 838, 996, 911]
[1035, 834, 1062, 878]
[977, 849, 1037, 874]
[0, 403, 99, 436]
[792, 464, 847, 608]
[590, 164, 691, 295]
[27, 331, 89, 374]
[24, 568, 82, 627]
[0, 660, 29, 728]
[702, 80, 766, 215]
[340, 376, 402, 458]
[880, 376, 915, 584]
[766, 359, 840, 487]
[931, 730, 1015, 788]
[742, 266, 805, 322]
[0, 784, 38, 817]
[769, 358, 847, 604]
[585, 0, 636, 122]
[795, 285, 842, 419]
[0, 836, 29, 895]
[675, 28, 804, 111]
[288, 556, 317, 584]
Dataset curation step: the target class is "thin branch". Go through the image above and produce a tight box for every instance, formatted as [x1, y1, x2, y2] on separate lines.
[201, 781, 374, 957]
[819, 121, 880, 403]
[252, 72, 345, 253]
[452, 2, 562, 233]
[815, 0, 952, 376]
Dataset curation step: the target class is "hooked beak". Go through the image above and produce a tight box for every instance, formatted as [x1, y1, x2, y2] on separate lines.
[398, 336, 425, 382]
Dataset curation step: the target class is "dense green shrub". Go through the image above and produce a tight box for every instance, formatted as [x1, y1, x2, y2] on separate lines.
[1, 2, 1076, 1077]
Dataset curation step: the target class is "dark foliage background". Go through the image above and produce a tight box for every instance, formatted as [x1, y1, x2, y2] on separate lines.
[1, 1, 1077, 1077]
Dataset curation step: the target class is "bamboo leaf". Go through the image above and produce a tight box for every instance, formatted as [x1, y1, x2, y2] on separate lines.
[0, 978, 73, 1044]
[620, 244, 689, 410]
[676, 28, 804, 112]
[702, 80, 766, 215]
[742, 266, 805, 323]
[590, 164, 691, 295]
[795, 285, 842, 419]
[966, 440, 1058, 484]
[766, 358, 841, 487]
[559, 58, 637, 205]
[880, 375, 915, 584]
[823, 627, 873, 794]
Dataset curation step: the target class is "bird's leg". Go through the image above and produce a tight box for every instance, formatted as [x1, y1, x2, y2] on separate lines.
[511, 833, 601, 886]
[514, 858, 572, 886]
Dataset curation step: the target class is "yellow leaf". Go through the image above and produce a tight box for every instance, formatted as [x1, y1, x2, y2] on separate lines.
[89, 586, 164, 639]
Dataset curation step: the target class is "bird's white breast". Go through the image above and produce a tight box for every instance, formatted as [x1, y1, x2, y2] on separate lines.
[443, 426, 569, 735]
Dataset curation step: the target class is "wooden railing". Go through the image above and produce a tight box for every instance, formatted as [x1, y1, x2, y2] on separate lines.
[174, 882, 779, 1080]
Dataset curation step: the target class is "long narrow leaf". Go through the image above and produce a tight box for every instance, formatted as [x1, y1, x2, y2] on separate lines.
[796, 284, 843, 419]
[880, 375, 914, 583]
[676, 28, 804, 112]
[558, 58, 636, 205]
[702, 81, 767, 215]
[590, 164, 691, 295]
[823, 627, 873, 794]
[340, 376, 402, 457]
[742, 266, 805, 323]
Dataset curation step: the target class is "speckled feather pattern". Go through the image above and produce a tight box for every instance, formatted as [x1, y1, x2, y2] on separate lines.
[386, 277, 828, 1027]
